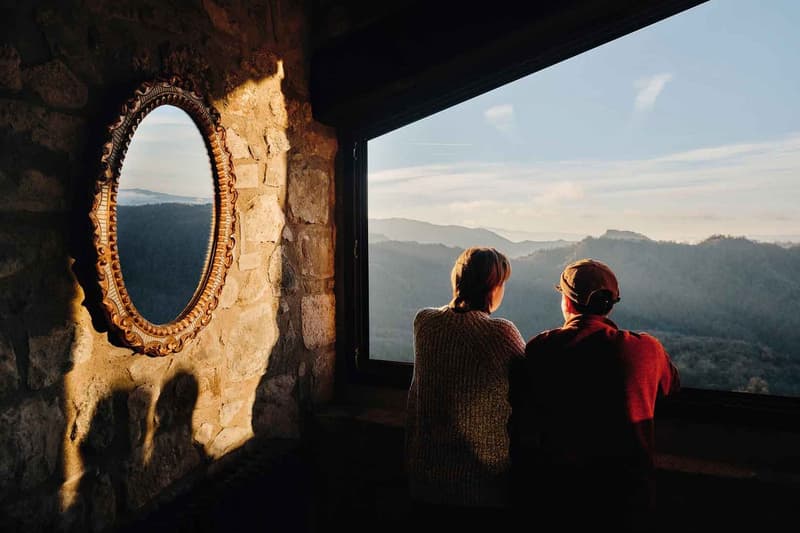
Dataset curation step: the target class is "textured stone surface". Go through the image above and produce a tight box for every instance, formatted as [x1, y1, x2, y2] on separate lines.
[288, 167, 330, 224]
[127, 355, 170, 384]
[218, 274, 240, 308]
[301, 294, 336, 349]
[208, 426, 252, 456]
[225, 127, 251, 158]
[235, 162, 261, 188]
[312, 346, 336, 405]
[252, 374, 299, 438]
[220, 399, 244, 426]
[299, 227, 335, 278]
[0, 331, 18, 397]
[0, 1, 338, 529]
[22, 60, 88, 109]
[128, 385, 155, 450]
[0, 45, 22, 91]
[239, 270, 271, 304]
[265, 153, 287, 187]
[242, 194, 285, 244]
[70, 314, 94, 365]
[0, 169, 66, 213]
[223, 303, 278, 382]
[0, 396, 64, 495]
[28, 323, 74, 390]
[0, 100, 85, 154]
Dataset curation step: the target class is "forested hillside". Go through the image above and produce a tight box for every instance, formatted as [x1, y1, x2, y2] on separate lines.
[369, 233, 800, 396]
[117, 203, 213, 325]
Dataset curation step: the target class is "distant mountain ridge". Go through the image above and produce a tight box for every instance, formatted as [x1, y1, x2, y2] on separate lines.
[368, 217, 574, 258]
[118, 188, 212, 206]
[368, 231, 800, 396]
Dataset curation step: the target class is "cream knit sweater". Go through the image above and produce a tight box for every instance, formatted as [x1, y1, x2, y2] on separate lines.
[406, 306, 526, 507]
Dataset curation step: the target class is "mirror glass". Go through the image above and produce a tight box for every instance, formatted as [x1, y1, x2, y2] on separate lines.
[117, 104, 214, 325]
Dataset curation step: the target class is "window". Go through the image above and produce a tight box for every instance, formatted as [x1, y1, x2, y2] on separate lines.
[345, 0, 800, 399]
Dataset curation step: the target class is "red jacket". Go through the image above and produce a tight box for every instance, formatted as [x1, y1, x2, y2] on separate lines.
[511, 314, 680, 512]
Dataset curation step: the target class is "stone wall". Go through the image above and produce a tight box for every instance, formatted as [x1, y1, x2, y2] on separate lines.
[0, 1, 337, 530]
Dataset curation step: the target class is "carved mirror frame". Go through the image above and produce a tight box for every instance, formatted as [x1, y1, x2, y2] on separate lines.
[91, 76, 237, 356]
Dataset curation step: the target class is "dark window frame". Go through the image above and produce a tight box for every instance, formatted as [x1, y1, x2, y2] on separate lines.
[332, 0, 800, 427]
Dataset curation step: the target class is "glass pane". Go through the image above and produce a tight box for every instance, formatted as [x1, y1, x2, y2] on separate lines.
[117, 105, 214, 325]
[367, 0, 800, 396]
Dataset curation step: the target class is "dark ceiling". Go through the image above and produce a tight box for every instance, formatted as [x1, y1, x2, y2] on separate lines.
[310, 0, 707, 137]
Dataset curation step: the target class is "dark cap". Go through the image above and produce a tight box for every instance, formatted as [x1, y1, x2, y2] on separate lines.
[555, 258, 621, 306]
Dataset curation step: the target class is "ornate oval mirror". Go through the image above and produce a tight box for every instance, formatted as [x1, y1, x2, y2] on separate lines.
[91, 77, 237, 356]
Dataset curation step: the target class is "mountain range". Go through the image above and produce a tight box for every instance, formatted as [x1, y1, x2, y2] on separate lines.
[368, 218, 574, 258]
[368, 220, 800, 396]
[118, 188, 212, 206]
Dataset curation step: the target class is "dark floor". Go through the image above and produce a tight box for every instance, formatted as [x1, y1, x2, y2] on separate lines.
[119, 418, 800, 533]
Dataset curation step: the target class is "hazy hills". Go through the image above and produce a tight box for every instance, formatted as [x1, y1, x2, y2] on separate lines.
[368, 218, 574, 258]
[369, 227, 800, 396]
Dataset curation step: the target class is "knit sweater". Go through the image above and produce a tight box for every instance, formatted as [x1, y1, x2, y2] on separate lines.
[406, 306, 526, 507]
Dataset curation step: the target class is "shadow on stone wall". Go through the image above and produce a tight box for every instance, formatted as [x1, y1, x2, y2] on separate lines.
[67, 372, 204, 531]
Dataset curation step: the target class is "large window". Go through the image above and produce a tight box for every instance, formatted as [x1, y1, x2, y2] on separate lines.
[364, 0, 800, 396]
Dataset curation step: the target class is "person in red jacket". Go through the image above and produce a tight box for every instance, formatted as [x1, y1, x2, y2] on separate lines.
[511, 258, 680, 532]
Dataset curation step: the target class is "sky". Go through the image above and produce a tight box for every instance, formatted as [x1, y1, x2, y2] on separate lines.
[121, 105, 214, 201]
[367, 0, 800, 243]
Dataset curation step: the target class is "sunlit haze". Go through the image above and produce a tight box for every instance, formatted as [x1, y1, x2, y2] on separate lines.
[368, 0, 800, 243]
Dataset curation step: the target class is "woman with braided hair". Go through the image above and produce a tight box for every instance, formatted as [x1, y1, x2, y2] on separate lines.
[405, 247, 525, 530]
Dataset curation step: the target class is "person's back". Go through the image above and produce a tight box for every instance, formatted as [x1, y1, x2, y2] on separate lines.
[405, 247, 525, 530]
[408, 306, 524, 507]
[512, 259, 679, 531]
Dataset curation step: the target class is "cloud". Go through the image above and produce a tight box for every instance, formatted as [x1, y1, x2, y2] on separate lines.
[634, 73, 673, 113]
[367, 134, 800, 242]
[484, 104, 515, 134]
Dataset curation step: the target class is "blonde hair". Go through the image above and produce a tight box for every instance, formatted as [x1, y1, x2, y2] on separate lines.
[449, 247, 511, 313]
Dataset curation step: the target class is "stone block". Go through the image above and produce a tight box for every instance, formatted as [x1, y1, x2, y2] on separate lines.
[0, 99, 85, 154]
[225, 127, 251, 159]
[218, 274, 240, 309]
[0, 45, 22, 91]
[235, 161, 261, 189]
[242, 194, 285, 244]
[223, 303, 278, 382]
[0, 396, 64, 496]
[301, 294, 336, 349]
[312, 346, 336, 405]
[128, 385, 155, 450]
[268, 245, 297, 294]
[238, 252, 263, 271]
[22, 60, 88, 109]
[288, 167, 329, 224]
[0, 330, 18, 397]
[208, 426, 252, 457]
[194, 422, 218, 447]
[265, 153, 287, 187]
[298, 227, 334, 279]
[28, 323, 74, 390]
[239, 270, 271, 304]
[266, 128, 291, 155]
[126, 354, 170, 384]
[220, 399, 244, 426]
[0, 168, 66, 213]
[71, 313, 94, 365]
[251, 374, 299, 438]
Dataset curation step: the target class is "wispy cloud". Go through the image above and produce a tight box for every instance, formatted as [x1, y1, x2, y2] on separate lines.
[634, 73, 674, 113]
[484, 104, 515, 134]
[368, 134, 800, 242]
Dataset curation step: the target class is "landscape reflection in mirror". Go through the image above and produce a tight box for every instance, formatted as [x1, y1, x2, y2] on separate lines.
[117, 104, 214, 325]
[367, 1, 800, 397]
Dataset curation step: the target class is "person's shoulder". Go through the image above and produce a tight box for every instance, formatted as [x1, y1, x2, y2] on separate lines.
[619, 328, 667, 352]
[413, 306, 447, 326]
[488, 316, 522, 334]
[525, 327, 563, 350]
